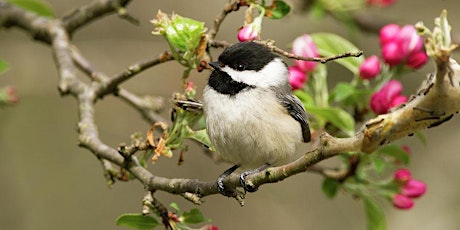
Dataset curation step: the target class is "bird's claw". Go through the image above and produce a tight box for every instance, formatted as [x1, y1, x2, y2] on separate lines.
[216, 164, 240, 197]
[239, 172, 258, 193]
[239, 163, 270, 193]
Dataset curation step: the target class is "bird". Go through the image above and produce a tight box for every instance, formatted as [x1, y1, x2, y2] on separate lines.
[203, 41, 311, 194]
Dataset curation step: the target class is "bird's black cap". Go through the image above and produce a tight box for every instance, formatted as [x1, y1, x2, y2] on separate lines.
[217, 42, 278, 72]
[208, 42, 279, 96]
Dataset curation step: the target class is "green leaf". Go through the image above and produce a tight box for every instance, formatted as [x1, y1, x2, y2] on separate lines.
[322, 178, 340, 199]
[151, 11, 206, 68]
[375, 144, 410, 165]
[170, 202, 180, 212]
[329, 82, 373, 109]
[309, 0, 326, 19]
[304, 104, 355, 136]
[294, 90, 314, 106]
[310, 33, 364, 74]
[116, 213, 160, 230]
[187, 129, 212, 149]
[0, 60, 9, 75]
[181, 208, 206, 224]
[7, 0, 54, 17]
[167, 15, 205, 52]
[363, 198, 386, 230]
[329, 82, 356, 103]
[265, 0, 291, 19]
[174, 222, 193, 230]
[414, 131, 427, 146]
[371, 156, 386, 174]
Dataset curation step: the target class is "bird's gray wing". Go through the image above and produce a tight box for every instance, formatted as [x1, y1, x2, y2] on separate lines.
[277, 93, 311, 142]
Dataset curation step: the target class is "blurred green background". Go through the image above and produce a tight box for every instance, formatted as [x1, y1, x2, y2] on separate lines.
[1, 0, 460, 229]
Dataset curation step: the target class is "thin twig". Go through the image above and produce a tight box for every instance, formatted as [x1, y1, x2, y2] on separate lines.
[209, 0, 245, 40]
[70, 45, 104, 81]
[70, 42, 167, 124]
[256, 40, 363, 63]
[117, 89, 167, 124]
[100, 51, 174, 96]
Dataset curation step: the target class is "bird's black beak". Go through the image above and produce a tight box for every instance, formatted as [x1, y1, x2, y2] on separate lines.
[208, 61, 221, 71]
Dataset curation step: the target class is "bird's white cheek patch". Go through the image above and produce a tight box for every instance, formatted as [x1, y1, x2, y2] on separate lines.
[222, 58, 287, 88]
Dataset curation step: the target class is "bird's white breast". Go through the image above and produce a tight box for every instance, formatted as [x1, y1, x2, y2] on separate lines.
[203, 87, 303, 169]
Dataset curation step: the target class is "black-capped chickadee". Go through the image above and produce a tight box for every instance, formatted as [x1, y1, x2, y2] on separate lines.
[203, 42, 311, 194]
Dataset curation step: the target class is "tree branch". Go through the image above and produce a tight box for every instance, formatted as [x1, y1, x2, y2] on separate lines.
[0, 1, 51, 43]
[69, 45, 167, 124]
[62, 0, 132, 35]
[2, 0, 460, 207]
[256, 40, 363, 63]
[99, 51, 174, 97]
[208, 0, 244, 40]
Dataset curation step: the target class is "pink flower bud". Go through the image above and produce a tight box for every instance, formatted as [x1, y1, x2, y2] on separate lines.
[388, 95, 407, 109]
[288, 66, 307, 90]
[394, 168, 412, 184]
[393, 194, 414, 210]
[292, 35, 319, 73]
[381, 80, 403, 99]
[401, 179, 427, 198]
[237, 25, 259, 42]
[381, 42, 404, 66]
[402, 145, 412, 155]
[0, 85, 19, 106]
[380, 24, 400, 45]
[395, 145, 412, 165]
[359, 55, 381, 80]
[406, 50, 428, 69]
[367, 0, 396, 7]
[397, 25, 424, 57]
[369, 92, 387, 115]
[203, 225, 219, 230]
[370, 80, 407, 114]
[379, 24, 428, 69]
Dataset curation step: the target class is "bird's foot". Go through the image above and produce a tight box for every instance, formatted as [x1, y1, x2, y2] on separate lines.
[216, 164, 240, 196]
[239, 163, 270, 193]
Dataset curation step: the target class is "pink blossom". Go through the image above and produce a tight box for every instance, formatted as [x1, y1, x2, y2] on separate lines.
[406, 51, 428, 69]
[370, 80, 407, 114]
[185, 81, 195, 92]
[0, 85, 19, 106]
[184, 81, 196, 98]
[389, 95, 407, 108]
[203, 225, 218, 230]
[381, 42, 404, 66]
[379, 24, 428, 69]
[391, 168, 427, 209]
[367, 0, 396, 7]
[380, 24, 400, 45]
[397, 25, 424, 57]
[402, 145, 412, 155]
[393, 194, 414, 210]
[292, 34, 319, 73]
[394, 168, 412, 184]
[237, 25, 259, 42]
[401, 179, 427, 198]
[288, 66, 307, 90]
[237, 17, 262, 42]
[359, 55, 381, 80]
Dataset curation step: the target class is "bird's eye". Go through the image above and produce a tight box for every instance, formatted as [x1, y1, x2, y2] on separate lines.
[236, 63, 247, 71]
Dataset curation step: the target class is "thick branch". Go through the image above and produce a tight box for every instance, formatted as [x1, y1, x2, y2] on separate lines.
[0, 1, 51, 43]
